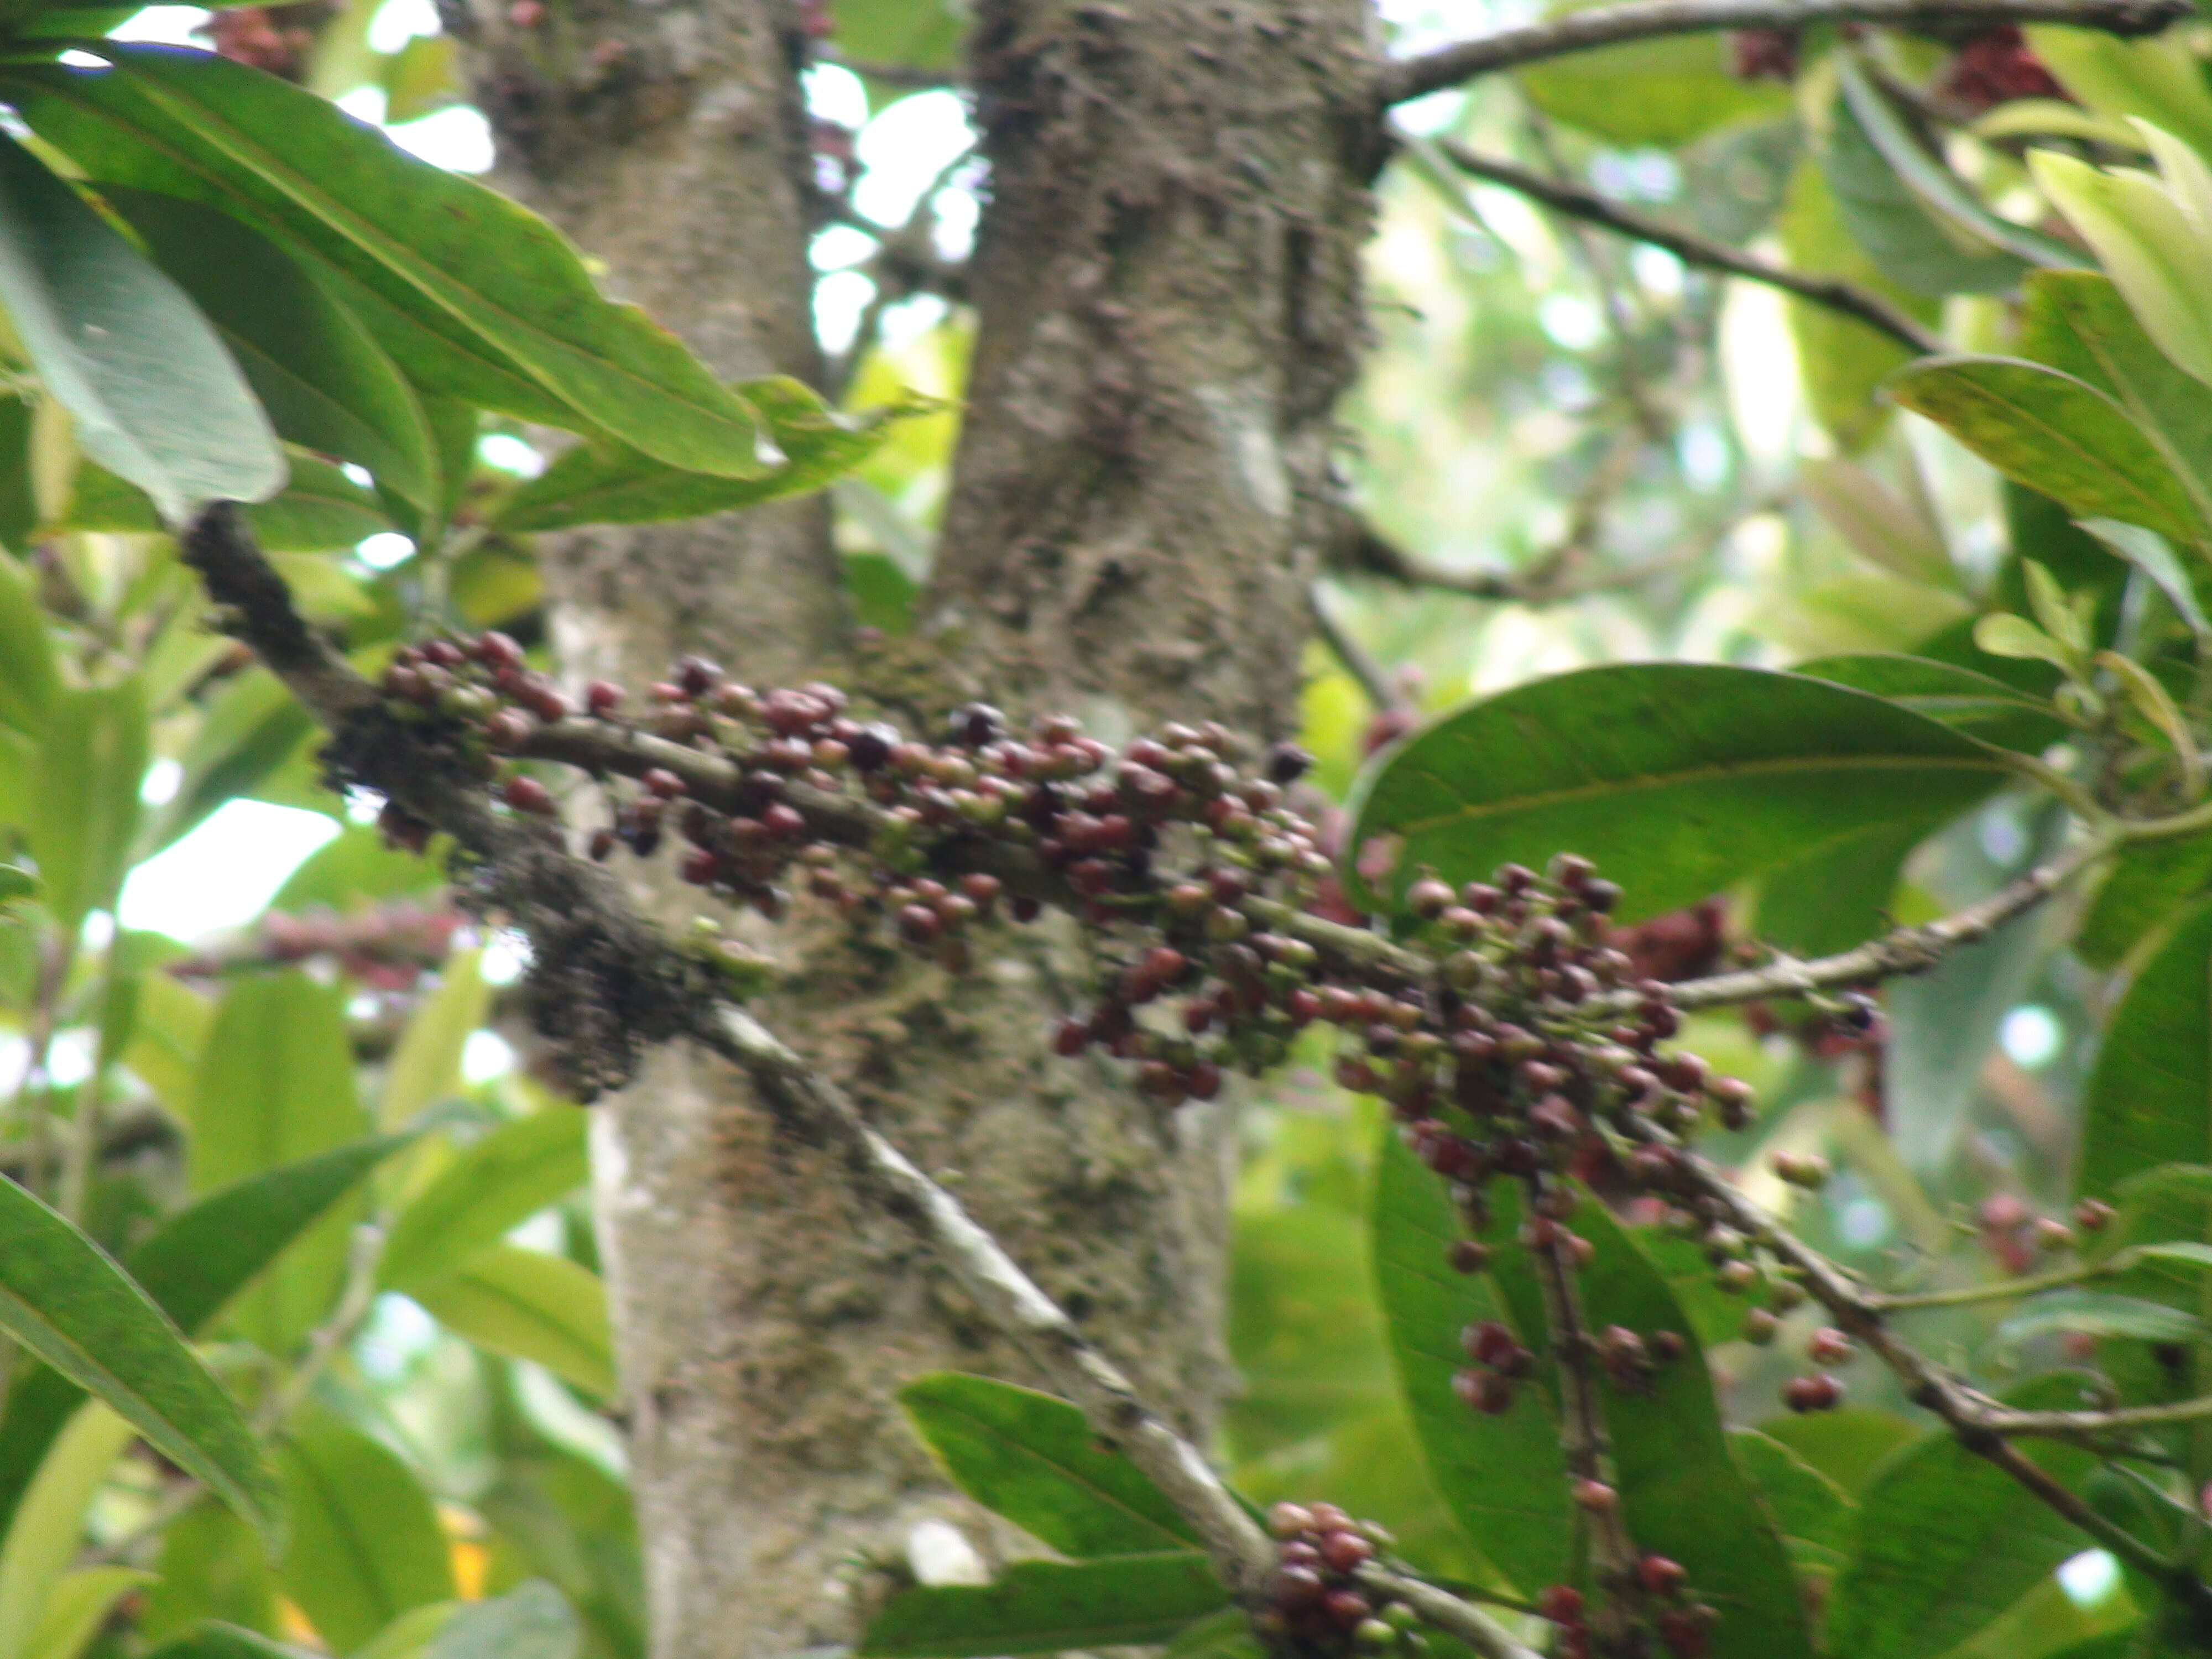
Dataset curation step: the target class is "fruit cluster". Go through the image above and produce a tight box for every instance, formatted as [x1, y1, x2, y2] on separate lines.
[373, 634, 1805, 1658]
[1541, 1556, 1714, 1659]
[1257, 1503, 1423, 1656]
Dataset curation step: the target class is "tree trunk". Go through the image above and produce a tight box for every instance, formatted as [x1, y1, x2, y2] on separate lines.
[458, 2, 1378, 1653]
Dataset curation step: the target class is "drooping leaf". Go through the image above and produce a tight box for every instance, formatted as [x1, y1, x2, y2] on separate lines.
[1370, 1130, 1568, 1595]
[275, 1412, 455, 1653]
[378, 947, 488, 1131]
[0, 1407, 136, 1659]
[0, 132, 281, 521]
[1344, 664, 2009, 921]
[379, 1108, 587, 1293]
[899, 1374, 1199, 1559]
[858, 1554, 1227, 1658]
[0, 1133, 411, 1538]
[416, 1582, 577, 1659]
[492, 380, 927, 531]
[1824, 1374, 2102, 1659]
[191, 971, 369, 1354]
[2028, 27, 2212, 159]
[408, 1246, 614, 1399]
[97, 186, 438, 511]
[2079, 897, 2212, 1201]
[1997, 1290, 2207, 1345]
[25, 679, 145, 930]
[7, 49, 774, 479]
[0, 1180, 279, 1542]
[1887, 356, 2208, 545]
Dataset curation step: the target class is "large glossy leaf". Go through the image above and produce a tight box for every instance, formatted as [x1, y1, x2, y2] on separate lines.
[2079, 898, 2212, 1201]
[0, 1407, 135, 1659]
[417, 1582, 577, 1659]
[1369, 1130, 1568, 1593]
[0, 133, 280, 521]
[60, 454, 387, 551]
[1824, 1374, 2100, 1659]
[1752, 1408, 1925, 1496]
[1751, 819, 1927, 957]
[1485, 1190, 1815, 1659]
[99, 186, 437, 511]
[1792, 654, 2065, 753]
[1888, 356, 2208, 545]
[25, 678, 145, 930]
[408, 1246, 614, 1398]
[379, 1108, 587, 1293]
[899, 1374, 1199, 1559]
[1344, 664, 2008, 921]
[858, 1554, 1226, 1658]
[0, 1179, 278, 1541]
[7, 49, 771, 480]
[1726, 1429, 1853, 1557]
[0, 1135, 407, 1537]
[275, 1412, 455, 1653]
[493, 380, 922, 531]
[192, 972, 369, 1354]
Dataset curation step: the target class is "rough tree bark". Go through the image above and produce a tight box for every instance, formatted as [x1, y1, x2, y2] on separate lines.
[449, 2, 1378, 1653]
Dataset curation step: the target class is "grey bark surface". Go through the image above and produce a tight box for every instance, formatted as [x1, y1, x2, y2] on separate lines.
[456, 2, 1378, 1653]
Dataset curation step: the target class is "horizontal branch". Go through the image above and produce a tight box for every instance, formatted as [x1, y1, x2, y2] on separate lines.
[1378, 0, 2188, 105]
[1427, 138, 1943, 356]
[1324, 504, 1704, 606]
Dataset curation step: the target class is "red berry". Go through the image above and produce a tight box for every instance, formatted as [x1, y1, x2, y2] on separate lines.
[1267, 1566, 1325, 1611]
[1571, 1479, 1616, 1513]
[1640, 1554, 1688, 1597]
[1266, 1502, 1314, 1540]
[1537, 1584, 1584, 1626]
[1319, 1530, 1373, 1572]
[899, 905, 941, 946]
[585, 680, 623, 716]
[1783, 1374, 1843, 1413]
[1806, 1328, 1854, 1366]
[1322, 1589, 1371, 1632]
[484, 708, 533, 752]
[644, 768, 685, 799]
[679, 847, 719, 885]
[503, 776, 553, 815]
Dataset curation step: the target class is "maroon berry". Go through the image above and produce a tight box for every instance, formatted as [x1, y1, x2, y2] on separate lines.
[1319, 1530, 1374, 1572]
[679, 847, 719, 885]
[1806, 1328, 1855, 1366]
[1783, 1374, 1843, 1413]
[1449, 1239, 1491, 1274]
[898, 904, 942, 946]
[1407, 877, 1454, 919]
[1640, 1554, 1688, 1597]
[1537, 1584, 1584, 1626]
[2075, 1198, 2115, 1233]
[1571, 1479, 1616, 1512]
[484, 708, 533, 751]
[503, 775, 553, 815]
[1322, 1589, 1371, 1632]
[588, 826, 615, 860]
[1053, 1019, 1090, 1058]
[586, 679, 623, 716]
[1268, 1566, 1325, 1611]
[1266, 1502, 1314, 1539]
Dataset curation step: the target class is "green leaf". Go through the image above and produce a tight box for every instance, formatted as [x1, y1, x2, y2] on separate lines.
[378, 946, 488, 1131]
[2074, 519, 2212, 643]
[1157, 1609, 1260, 1659]
[2027, 27, 2212, 159]
[409, 1245, 614, 1399]
[0, 549, 59, 735]
[2079, 897, 2212, 1201]
[275, 1412, 454, 1654]
[1370, 1130, 1568, 1594]
[379, 34, 461, 127]
[1975, 613, 2078, 674]
[2079, 838, 2212, 968]
[269, 825, 442, 914]
[142, 1626, 309, 1659]
[8, 49, 773, 479]
[1787, 659, 2062, 757]
[1752, 1409, 1925, 1496]
[857, 1554, 1227, 1658]
[0, 132, 281, 523]
[1822, 77, 2029, 298]
[1796, 460, 1958, 589]
[1727, 1428, 1854, 1556]
[19, 1568, 153, 1659]
[1343, 663, 2008, 921]
[473, 1448, 640, 1659]
[0, 1180, 279, 1542]
[2018, 271, 2212, 535]
[1516, 12, 1785, 147]
[1780, 158, 1932, 452]
[25, 678, 145, 930]
[1824, 1374, 2101, 1659]
[379, 1108, 587, 1294]
[98, 186, 437, 511]
[1887, 356, 2208, 544]
[1998, 1290, 2208, 1345]
[492, 379, 924, 531]
[898, 1374, 1199, 1559]
[352, 1606, 460, 1659]
[58, 455, 384, 550]
[0, 1406, 136, 1659]
[140, 1508, 281, 1645]
[0, 867, 32, 906]
[418, 1583, 577, 1659]
[1750, 818, 1924, 957]
[191, 971, 369, 1354]
[0, 1131, 413, 1540]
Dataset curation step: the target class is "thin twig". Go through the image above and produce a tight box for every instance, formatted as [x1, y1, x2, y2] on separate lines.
[1423, 137, 1943, 356]
[1323, 504, 1709, 605]
[1307, 582, 1404, 713]
[1377, 0, 2188, 105]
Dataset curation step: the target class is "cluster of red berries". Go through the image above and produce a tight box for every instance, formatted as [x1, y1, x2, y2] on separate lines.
[1540, 1554, 1712, 1659]
[1256, 1503, 1422, 1656]
[173, 901, 463, 993]
[1939, 24, 2066, 111]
